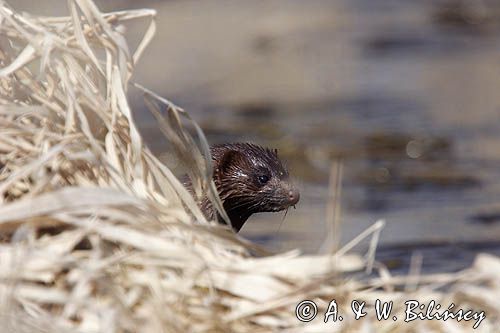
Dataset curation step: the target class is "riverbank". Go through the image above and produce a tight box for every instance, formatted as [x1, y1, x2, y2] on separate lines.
[0, 1, 498, 332]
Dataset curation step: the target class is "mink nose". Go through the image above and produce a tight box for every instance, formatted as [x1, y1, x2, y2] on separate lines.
[288, 188, 300, 206]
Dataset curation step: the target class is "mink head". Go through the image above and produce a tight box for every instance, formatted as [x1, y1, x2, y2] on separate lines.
[210, 142, 300, 231]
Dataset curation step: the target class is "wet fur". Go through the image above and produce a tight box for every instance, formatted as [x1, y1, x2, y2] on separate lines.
[189, 143, 298, 232]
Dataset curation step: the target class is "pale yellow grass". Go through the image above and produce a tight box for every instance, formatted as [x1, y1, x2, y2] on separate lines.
[0, 1, 498, 332]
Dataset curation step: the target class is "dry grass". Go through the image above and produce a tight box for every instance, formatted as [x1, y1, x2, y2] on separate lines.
[0, 1, 498, 332]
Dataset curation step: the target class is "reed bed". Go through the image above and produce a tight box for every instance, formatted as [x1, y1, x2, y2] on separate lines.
[0, 1, 498, 332]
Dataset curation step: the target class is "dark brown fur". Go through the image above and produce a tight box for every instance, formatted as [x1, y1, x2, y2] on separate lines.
[189, 143, 299, 232]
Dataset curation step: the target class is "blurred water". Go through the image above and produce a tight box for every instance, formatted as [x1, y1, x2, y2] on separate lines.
[14, 0, 500, 272]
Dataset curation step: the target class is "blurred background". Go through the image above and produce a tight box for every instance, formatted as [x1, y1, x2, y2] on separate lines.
[15, 0, 500, 273]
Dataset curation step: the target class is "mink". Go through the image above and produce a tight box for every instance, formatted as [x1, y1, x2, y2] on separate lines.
[187, 142, 300, 232]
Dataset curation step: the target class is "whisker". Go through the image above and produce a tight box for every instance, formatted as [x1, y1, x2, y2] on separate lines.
[225, 197, 261, 212]
[276, 207, 289, 234]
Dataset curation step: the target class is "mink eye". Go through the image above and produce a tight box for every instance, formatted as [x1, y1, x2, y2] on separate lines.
[257, 174, 270, 184]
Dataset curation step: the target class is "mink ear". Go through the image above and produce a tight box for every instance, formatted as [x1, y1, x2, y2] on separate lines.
[217, 149, 244, 175]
